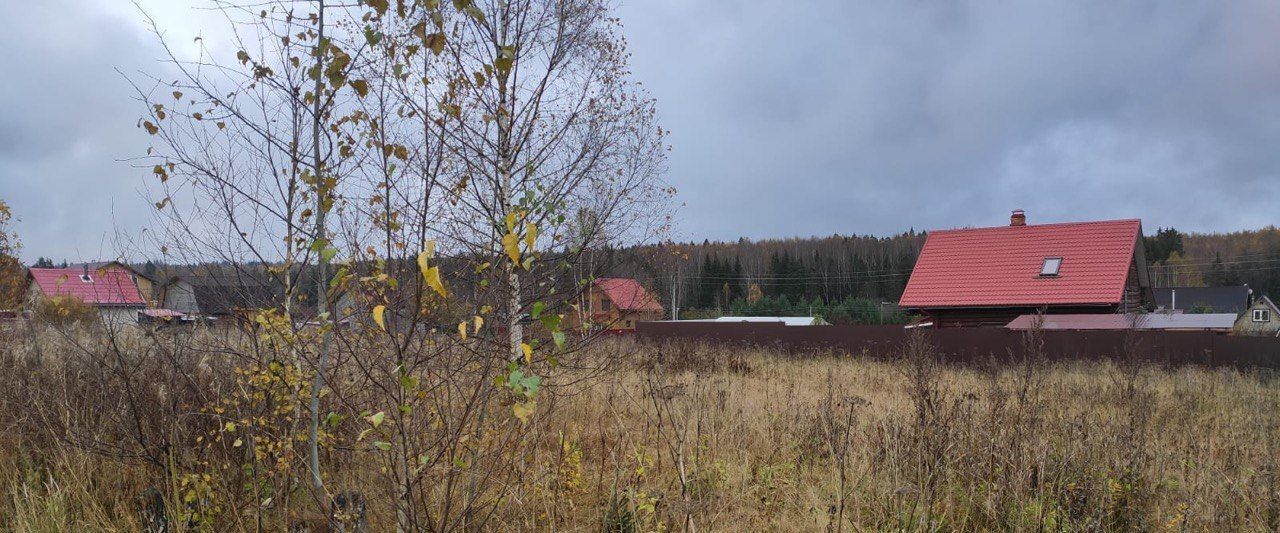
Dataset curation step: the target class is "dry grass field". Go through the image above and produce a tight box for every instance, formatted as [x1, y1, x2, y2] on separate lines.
[1, 325, 1278, 531]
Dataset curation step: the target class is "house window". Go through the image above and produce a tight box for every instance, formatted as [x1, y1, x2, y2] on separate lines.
[1040, 257, 1062, 277]
[1254, 309, 1271, 322]
[80, 274, 93, 283]
[601, 299, 611, 311]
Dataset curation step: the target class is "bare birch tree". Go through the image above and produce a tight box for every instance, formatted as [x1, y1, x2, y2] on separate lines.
[125, 0, 667, 529]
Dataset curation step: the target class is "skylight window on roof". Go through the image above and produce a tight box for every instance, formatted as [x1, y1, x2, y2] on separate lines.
[1040, 257, 1062, 277]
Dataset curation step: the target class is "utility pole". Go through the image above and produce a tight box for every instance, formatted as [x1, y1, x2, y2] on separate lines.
[671, 269, 680, 320]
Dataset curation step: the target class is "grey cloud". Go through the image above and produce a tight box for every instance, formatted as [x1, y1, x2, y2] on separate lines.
[618, 0, 1280, 240]
[0, 0, 167, 261]
[2, 0, 1278, 262]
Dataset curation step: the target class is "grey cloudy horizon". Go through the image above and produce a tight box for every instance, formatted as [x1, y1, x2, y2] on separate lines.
[2, 0, 1279, 262]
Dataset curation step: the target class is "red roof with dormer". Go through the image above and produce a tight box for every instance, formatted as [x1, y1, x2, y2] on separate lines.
[594, 278, 663, 312]
[28, 267, 146, 306]
[899, 218, 1143, 308]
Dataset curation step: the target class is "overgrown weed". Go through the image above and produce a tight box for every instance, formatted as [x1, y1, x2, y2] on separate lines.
[2, 328, 1278, 531]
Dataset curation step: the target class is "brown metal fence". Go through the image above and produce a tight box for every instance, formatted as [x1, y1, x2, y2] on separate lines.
[636, 321, 1280, 369]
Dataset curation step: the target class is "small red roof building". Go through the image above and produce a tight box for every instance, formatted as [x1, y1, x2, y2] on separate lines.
[564, 277, 665, 332]
[899, 210, 1152, 327]
[28, 266, 147, 307]
[593, 278, 664, 312]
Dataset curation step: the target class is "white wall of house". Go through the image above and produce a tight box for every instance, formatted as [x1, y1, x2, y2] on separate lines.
[97, 306, 143, 328]
[162, 280, 200, 314]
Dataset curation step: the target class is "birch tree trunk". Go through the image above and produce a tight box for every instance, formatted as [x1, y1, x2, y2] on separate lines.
[306, 0, 331, 510]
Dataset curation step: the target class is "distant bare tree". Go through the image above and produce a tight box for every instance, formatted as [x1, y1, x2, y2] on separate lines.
[415, 0, 671, 359]
[129, 0, 370, 518]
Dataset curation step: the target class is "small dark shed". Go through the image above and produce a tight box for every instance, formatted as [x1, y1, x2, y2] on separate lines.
[1152, 286, 1250, 314]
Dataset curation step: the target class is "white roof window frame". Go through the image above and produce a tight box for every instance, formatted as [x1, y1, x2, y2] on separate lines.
[1254, 308, 1271, 322]
[1039, 257, 1063, 277]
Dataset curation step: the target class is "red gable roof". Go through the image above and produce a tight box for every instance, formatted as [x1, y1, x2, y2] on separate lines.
[594, 278, 663, 312]
[899, 219, 1143, 309]
[29, 267, 146, 307]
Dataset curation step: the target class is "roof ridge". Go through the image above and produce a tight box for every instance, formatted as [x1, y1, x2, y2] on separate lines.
[927, 218, 1140, 235]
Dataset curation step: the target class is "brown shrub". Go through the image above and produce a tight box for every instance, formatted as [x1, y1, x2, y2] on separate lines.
[31, 295, 97, 325]
[1, 333, 1279, 531]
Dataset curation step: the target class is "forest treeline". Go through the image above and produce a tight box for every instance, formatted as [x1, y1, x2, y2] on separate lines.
[17, 226, 1280, 325]
[587, 225, 1280, 324]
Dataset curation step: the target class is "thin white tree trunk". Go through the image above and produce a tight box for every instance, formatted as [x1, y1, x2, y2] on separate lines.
[306, 0, 330, 510]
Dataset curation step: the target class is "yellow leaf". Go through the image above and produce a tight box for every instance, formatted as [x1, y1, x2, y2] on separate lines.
[372, 305, 387, 331]
[502, 233, 520, 264]
[418, 243, 447, 298]
[512, 401, 535, 423]
[520, 342, 532, 364]
[416, 249, 430, 273]
[423, 266, 447, 298]
[458, 321, 468, 340]
[504, 211, 517, 232]
[473, 315, 483, 333]
[524, 222, 538, 252]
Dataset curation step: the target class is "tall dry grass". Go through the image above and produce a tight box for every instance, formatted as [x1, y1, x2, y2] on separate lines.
[1, 324, 1278, 531]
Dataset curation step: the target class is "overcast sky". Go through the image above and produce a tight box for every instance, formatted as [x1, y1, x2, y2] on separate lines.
[2, 1, 1279, 262]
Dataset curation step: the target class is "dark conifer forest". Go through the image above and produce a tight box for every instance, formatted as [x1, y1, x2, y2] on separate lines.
[590, 226, 1280, 324]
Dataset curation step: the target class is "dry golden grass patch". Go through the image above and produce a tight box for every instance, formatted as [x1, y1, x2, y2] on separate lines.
[1, 329, 1278, 531]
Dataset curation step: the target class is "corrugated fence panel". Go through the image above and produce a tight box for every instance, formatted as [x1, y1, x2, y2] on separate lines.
[635, 322, 1280, 369]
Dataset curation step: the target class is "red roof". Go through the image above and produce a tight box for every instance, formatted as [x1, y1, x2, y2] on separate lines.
[899, 219, 1142, 308]
[594, 278, 663, 312]
[28, 267, 146, 306]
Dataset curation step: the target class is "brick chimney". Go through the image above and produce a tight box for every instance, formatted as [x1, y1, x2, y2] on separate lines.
[1010, 209, 1026, 227]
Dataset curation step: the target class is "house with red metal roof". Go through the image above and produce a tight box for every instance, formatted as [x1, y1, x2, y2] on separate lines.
[566, 277, 665, 331]
[26, 265, 149, 326]
[76, 261, 160, 307]
[899, 210, 1153, 327]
